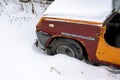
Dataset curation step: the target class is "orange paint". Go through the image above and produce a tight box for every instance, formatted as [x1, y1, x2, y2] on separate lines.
[96, 26, 120, 65]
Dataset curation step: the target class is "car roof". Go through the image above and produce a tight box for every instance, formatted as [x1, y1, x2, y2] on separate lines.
[43, 0, 113, 24]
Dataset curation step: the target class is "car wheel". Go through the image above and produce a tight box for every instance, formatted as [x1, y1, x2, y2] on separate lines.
[48, 38, 84, 60]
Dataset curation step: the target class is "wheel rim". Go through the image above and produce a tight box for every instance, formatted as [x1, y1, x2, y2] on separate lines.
[56, 45, 75, 57]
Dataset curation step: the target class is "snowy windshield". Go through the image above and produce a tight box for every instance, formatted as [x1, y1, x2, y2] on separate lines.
[44, 0, 113, 23]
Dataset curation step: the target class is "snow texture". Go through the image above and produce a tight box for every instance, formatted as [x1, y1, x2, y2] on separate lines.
[0, 0, 120, 80]
[44, 0, 113, 23]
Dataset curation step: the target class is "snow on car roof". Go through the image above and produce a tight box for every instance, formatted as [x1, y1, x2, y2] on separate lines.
[44, 0, 113, 23]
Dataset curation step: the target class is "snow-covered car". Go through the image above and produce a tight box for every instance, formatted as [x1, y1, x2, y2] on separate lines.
[36, 0, 120, 68]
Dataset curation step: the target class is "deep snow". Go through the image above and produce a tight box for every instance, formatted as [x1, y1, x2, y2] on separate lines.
[0, 0, 120, 80]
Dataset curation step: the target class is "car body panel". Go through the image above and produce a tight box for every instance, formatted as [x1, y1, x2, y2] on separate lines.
[37, 17, 101, 61]
[96, 26, 120, 65]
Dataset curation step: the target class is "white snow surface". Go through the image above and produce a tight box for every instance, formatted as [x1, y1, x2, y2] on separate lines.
[44, 0, 113, 23]
[0, 0, 120, 80]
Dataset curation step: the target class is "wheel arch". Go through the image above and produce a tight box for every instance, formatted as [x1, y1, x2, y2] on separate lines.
[48, 37, 88, 60]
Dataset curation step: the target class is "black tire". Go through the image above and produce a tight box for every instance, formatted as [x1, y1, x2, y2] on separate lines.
[47, 38, 83, 60]
[115, 33, 120, 48]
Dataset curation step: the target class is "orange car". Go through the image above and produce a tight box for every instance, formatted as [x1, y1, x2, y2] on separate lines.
[36, 0, 120, 68]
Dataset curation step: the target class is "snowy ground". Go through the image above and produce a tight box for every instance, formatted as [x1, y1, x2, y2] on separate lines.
[0, 0, 120, 80]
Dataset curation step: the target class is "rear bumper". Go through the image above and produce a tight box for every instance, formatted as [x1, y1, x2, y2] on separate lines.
[36, 31, 51, 47]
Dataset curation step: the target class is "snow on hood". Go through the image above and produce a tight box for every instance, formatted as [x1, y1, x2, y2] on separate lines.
[44, 0, 113, 23]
